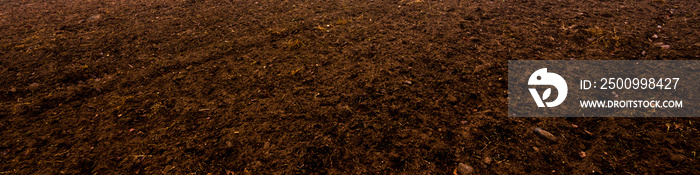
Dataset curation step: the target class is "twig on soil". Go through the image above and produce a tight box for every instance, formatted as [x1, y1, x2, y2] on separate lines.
[133, 155, 152, 159]
[481, 141, 491, 151]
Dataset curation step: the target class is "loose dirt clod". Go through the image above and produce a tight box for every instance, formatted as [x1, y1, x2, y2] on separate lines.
[483, 157, 493, 164]
[27, 83, 40, 92]
[533, 127, 557, 142]
[453, 163, 474, 175]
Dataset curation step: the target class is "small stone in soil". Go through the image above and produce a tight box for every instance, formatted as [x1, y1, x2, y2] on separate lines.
[87, 14, 102, 22]
[533, 127, 557, 142]
[453, 163, 474, 175]
[660, 45, 670, 50]
[403, 80, 413, 85]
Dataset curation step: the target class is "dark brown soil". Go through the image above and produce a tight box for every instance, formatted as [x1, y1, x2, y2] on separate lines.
[1, 0, 699, 174]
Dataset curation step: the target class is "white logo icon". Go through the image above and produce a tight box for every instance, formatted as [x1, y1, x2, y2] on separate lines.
[528, 68, 567, 107]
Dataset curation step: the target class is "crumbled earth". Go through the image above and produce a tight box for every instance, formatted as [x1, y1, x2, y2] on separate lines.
[1, 0, 699, 174]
